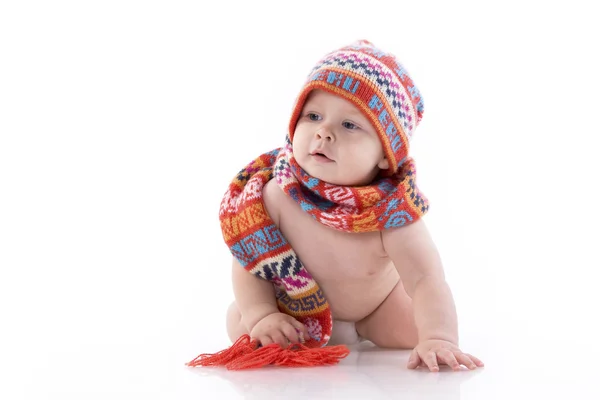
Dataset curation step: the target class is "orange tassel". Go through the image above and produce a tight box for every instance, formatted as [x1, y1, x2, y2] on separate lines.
[186, 334, 350, 370]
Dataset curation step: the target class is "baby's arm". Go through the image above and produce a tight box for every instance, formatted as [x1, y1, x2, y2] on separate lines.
[382, 219, 483, 371]
[231, 257, 308, 346]
[381, 219, 458, 344]
[231, 257, 278, 332]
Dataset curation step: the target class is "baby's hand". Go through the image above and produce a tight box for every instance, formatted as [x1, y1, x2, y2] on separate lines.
[407, 339, 484, 372]
[250, 312, 309, 348]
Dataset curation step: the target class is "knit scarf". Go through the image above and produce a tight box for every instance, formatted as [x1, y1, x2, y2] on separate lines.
[219, 139, 429, 348]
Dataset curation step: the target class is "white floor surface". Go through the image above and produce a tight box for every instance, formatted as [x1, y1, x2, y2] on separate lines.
[5, 322, 599, 400]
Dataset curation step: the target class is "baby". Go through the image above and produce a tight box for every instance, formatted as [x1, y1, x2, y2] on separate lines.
[221, 40, 483, 372]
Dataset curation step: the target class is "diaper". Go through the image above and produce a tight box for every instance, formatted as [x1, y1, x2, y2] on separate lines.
[328, 320, 365, 346]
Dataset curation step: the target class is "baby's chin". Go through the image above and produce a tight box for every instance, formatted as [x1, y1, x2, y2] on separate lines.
[302, 167, 360, 187]
[295, 159, 334, 184]
[301, 166, 330, 183]
[296, 156, 372, 186]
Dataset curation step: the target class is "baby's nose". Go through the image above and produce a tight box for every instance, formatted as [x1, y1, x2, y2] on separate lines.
[316, 129, 334, 141]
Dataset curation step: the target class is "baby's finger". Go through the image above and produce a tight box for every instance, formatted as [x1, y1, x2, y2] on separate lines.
[270, 331, 289, 348]
[438, 349, 460, 371]
[423, 351, 439, 372]
[407, 349, 421, 369]
[281, 322, 301, 344]
[259, 336, 274, 347]
[289, 318, 310, 339]
[464, 353, 485, 367]
[454, 352, 477, 370]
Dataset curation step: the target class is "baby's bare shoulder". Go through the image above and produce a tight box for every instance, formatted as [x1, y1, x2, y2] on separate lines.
[261, 179, 283, 226]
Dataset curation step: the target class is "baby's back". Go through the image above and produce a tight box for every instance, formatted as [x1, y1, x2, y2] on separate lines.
[262, 180, 400, 322]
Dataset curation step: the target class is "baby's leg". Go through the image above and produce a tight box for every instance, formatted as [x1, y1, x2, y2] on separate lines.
[226, 301, 249, 342]
[355, 279, 418, 349]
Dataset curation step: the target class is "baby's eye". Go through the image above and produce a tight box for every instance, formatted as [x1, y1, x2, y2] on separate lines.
[307, 113, 321, 121]
[342, 121, 359, 130]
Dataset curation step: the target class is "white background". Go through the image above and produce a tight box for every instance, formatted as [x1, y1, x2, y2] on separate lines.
[1, 0, 599, 399]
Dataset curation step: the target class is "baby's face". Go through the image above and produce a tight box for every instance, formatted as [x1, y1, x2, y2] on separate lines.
[292, 90, 388, 186]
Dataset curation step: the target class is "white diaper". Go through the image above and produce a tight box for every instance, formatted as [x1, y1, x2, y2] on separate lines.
[328, 320, 364, 345]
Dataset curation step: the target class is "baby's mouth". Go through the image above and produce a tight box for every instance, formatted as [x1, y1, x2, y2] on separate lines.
[311, 152, 334, 163]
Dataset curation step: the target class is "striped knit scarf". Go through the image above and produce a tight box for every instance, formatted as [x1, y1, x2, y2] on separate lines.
[220, 142, 428, 348]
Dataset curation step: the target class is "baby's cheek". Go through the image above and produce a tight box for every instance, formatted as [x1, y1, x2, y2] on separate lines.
[291, 135, 301, 155]
[291, 139, 308, 169]
[293, 132, 311, 155]
[349, 144, 372, 161]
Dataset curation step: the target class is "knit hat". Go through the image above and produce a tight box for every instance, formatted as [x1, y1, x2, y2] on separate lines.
[288, 40, 424, 175]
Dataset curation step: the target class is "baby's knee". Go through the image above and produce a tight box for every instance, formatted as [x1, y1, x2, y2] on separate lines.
[225, 301, 248, 342]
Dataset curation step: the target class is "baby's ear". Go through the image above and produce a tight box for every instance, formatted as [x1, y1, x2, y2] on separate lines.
[378, 157, 389, 170]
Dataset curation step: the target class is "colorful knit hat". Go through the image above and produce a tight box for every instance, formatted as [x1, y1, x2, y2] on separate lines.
[288, 40, 425, 175]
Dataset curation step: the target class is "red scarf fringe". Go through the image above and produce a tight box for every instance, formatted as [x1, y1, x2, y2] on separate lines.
[186, 335, 350, 370]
